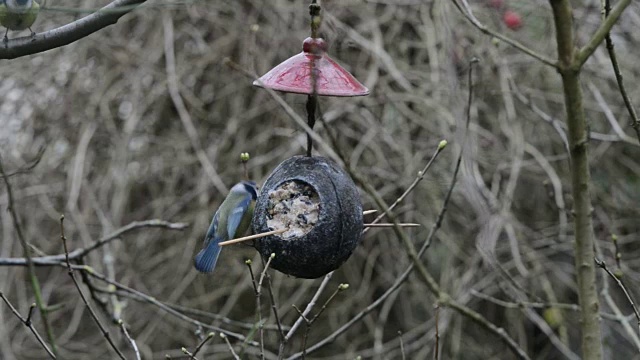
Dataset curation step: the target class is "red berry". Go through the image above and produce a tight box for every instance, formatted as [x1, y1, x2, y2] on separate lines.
[503, 10, 523, 30]
[488, 0, 503, 9]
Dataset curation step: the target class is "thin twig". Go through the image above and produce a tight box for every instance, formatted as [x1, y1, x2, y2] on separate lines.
[148, 299, 288, 331]
[0, 219, 188, 266]
[180, 348, 199, 360]
[587, 82, 638, 145]
[256, 254, 275, 360]
[0, 256, 259, 345]
[220, 333, 241, 360]
[118, 320, 141, 360]
[595, 258, 640, 337]
[262, 260, 285, 346]
[576, 0, 632, 67]
[365, 142, 446, 233]
[0, 146, 46, 178]
[398, 331, 406, 360]
[611, 234, 622, 270]
[0, 294, 56, 359]
[60, 215, 127, 360]
[434, 304, 440, 360]
[0, 157, 57, 355]
[294, 284, 349, 359]
[241, 152, 250, 180]
[601, 0, 640, 143]
[363, 210, 378, 215]
[0, 0, 147, 59]
[83, 262, 257, 344]
[279, 272, 333, 358]
[471, 290, 579, 311]
[75, 263, 117, 323]
[246, 258, 263, 355]
[219, 229, 287, 246]
[592, 226, 640, 350]
[310, 284, 348, 324]
[184, 331, 215, 360]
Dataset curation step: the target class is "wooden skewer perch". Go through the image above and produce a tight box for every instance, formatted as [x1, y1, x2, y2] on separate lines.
[363, 223, 421, 228]
[219, 222, 421, 247]
[219, 229, 287, 246]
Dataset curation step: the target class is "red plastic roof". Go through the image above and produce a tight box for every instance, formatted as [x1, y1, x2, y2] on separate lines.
[253, 38, 369, 97]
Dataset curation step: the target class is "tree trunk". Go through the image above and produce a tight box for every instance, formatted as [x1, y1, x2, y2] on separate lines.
[550, 0, 603, 358]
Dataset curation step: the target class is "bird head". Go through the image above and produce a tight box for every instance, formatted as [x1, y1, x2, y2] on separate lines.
[237, 180, 258, 200]
[5, 0, 33, 12]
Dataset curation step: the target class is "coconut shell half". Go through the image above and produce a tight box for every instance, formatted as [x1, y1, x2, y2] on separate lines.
[252, 156, 363, 278]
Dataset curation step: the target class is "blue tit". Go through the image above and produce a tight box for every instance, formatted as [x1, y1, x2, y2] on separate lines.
[194, 180, 258, 273]
[0, 0, 40, 42]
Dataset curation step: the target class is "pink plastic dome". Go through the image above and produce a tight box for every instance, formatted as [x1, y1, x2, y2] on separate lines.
[253, 37, 369, 97]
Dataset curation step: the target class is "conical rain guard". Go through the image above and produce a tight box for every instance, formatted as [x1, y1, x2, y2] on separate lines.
[253, 37, 369, 97]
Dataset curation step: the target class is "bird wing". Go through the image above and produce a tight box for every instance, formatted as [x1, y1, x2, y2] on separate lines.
[203, 209, 221, 246]
[193, 208, 223, 273]
[227, 194, 252, 239]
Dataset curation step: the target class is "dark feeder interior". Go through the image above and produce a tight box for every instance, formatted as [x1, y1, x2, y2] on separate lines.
[252, 156, 363, 279]
[251, 1, 368, 278]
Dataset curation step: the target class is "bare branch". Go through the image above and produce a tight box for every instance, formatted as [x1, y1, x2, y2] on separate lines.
[0, 0, 147, 59]
[0, 157, 58, 355]
[118, 320, 141, 360]
[281, 272, 333, 353]
[220, 333, 241, 360]
[576, 0, 632, 68]
[84, 262, 259, 344]
[0, 294, 56, 359]
[595, 258, 640, 340]
[60, 215, 127, 360]
[0, 146, 46, 178]
[0, 219, 188, 266]
[257, 254, 275, 360]
[183, 331, 215, 360]
[365, 142, 446, 234]
[601, 0, 640, 143]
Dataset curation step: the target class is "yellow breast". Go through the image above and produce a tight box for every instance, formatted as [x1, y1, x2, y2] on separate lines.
[0, 2, 39, 31]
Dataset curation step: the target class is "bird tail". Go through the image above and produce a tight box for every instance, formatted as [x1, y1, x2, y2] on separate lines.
[194, 238, 222, 273]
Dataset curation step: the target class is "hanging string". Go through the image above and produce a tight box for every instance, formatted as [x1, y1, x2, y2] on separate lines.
[306, 0, 321, 157]
[309, 0, 321, 39]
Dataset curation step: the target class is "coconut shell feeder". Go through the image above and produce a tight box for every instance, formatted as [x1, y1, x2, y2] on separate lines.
[252, 156, 363, 278]
[248, 1, 369, 278]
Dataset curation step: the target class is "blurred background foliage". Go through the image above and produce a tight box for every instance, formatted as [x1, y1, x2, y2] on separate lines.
[1, 0, 639, 358]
